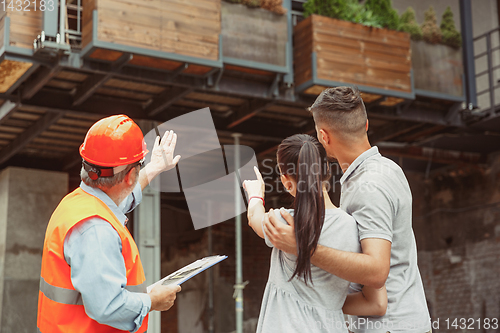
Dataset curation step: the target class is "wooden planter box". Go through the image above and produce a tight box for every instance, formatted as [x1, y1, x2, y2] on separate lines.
[0, 10, 39, 93]
[411, 40, 464, 100]
[294, 15, 413, 104]
[221, 2, 288, 74]
[82, 0, 221, 75]
[0, 5, 42, 50]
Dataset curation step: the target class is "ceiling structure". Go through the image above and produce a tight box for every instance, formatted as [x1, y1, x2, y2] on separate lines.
[0, 0, 499, 197]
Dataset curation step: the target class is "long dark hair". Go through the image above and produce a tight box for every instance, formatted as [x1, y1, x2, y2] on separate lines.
[276, 134, 331, 284]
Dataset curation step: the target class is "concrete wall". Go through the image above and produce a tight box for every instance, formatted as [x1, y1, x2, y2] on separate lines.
[407, 154, 500, 332]
[0, 167, 68, 333]
[393, 0, 500, 111]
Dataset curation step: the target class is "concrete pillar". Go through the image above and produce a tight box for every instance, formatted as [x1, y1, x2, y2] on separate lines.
[0, 167, 68, 333]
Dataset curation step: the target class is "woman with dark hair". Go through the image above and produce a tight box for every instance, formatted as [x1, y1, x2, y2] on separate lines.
[243, 134, 386, 333]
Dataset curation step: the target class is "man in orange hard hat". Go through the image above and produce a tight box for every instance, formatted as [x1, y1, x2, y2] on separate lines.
[37, 115, 182, 333]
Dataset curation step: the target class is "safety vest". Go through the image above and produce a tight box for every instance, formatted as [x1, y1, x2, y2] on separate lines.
[37, 187, 149, 333]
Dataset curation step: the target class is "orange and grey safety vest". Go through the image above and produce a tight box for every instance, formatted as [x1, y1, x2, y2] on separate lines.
[37, 187, 149, 333]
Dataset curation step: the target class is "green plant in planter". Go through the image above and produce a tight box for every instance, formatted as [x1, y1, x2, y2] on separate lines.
[344, 1, 382, 28]
[364, 0, 400, 30]
[421, 6, 442, 44]
[440, 6, 462, 49]
[303, 0, 350, 20]
[399, 7, 423, 40]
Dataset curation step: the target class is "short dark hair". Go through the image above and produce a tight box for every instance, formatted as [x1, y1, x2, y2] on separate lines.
[308, 86, 367, 139]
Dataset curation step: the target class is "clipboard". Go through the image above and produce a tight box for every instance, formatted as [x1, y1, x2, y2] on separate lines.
[147, 255, 227, 292]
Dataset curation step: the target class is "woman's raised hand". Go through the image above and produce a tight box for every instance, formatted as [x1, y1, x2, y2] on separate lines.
[243, 166, 265, 199]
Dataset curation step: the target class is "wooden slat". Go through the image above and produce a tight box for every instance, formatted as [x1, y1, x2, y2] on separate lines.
[2, 118, 31, 128]
[128, 55, 183, 71]
[56, 71, 89, 82]
[293, 16, 313, 87]
[40, 131, 85, 142]
[64, 112, 101, 121]
[174, 99, 230, 112]
[0, 60, 33, 93]
[48, 124, 90, 134]
[89, 49, 124, 61]
[182, 64, 213, 75]
[46, 79, 79, 90]
[0, 18, 5, 50]
[316, 50, 410, 74]
[95, 87, 153, 101]
[104, 79, 165, 94]
[10, 111, 40, 121]
[56, 118, 95, 128]
[32, 137, 81, 147]
[82, 0, 97, 48]
[185, 92, 245, 106]
[224, 64, 275, 78]
[0, 132, 16, 140]
[312, 15, 410, 46]
[266, 105, 309, 116]
[0, 125, 24, 133]
[25, 143, 75, 153]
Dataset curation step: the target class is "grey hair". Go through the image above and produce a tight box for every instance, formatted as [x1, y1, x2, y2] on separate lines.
[80, 164, 137, 189]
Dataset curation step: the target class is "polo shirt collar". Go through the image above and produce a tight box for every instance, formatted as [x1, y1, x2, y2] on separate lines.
[339, 146, 380, 185]
[79, 181, 128, 226]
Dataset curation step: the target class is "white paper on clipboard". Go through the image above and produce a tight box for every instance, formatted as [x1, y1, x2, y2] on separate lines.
[147, 255, 227, 293]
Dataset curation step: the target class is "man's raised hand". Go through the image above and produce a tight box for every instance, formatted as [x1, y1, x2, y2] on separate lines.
[145, 130, 181, 182]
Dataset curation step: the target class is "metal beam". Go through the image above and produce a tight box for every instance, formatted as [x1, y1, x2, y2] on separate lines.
[62, 151, 82, 171]
[0, 101, 19, 126]
[226, 100, 272, 129]
[0, 111, 63, 165]
[369, 121, 424, 144]
[22, 66, 60, 100]
[43, 0, 59, 38]
[445, 102, 464, 124]
[146, 86, 193, 117]
[459, 0, 478, 108]
[73, 53, 133, 106]
[255, 119, 315, 157]
[27, 88, 146, 119]
[368, 104, 466, 127]
[379, 145, 486, 165]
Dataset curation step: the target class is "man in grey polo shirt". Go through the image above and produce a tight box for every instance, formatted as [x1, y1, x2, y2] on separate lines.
[263, 87, 431, 332]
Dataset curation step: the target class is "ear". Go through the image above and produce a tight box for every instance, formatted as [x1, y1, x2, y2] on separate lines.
[124, 167, 137, 186]
[319, 128, 330, 145]
[365, 119, 369, 132]
[280, 174, 291, 190]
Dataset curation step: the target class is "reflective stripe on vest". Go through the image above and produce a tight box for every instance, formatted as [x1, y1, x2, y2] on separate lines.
[38, 328, 148, 333]
[40, 277, 147, 305]
[40, 277, 83, 305]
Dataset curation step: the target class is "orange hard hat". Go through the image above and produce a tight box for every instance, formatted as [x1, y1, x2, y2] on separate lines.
[79, 115, 148, 167]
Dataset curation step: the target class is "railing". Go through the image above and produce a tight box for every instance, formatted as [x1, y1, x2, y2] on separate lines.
[474, 26, 500, 117]
[65, 0, 82, 47]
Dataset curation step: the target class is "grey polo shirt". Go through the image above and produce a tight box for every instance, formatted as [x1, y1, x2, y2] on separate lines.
[340, 147, 431, 333]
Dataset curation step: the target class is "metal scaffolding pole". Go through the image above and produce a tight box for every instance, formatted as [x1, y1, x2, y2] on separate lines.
[208, 202, 214, 333]
[459, 0, 477, 109]
[135, 120, 161, 333]
[59, 0, 66, 44]
[232, 133, 244, 333]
